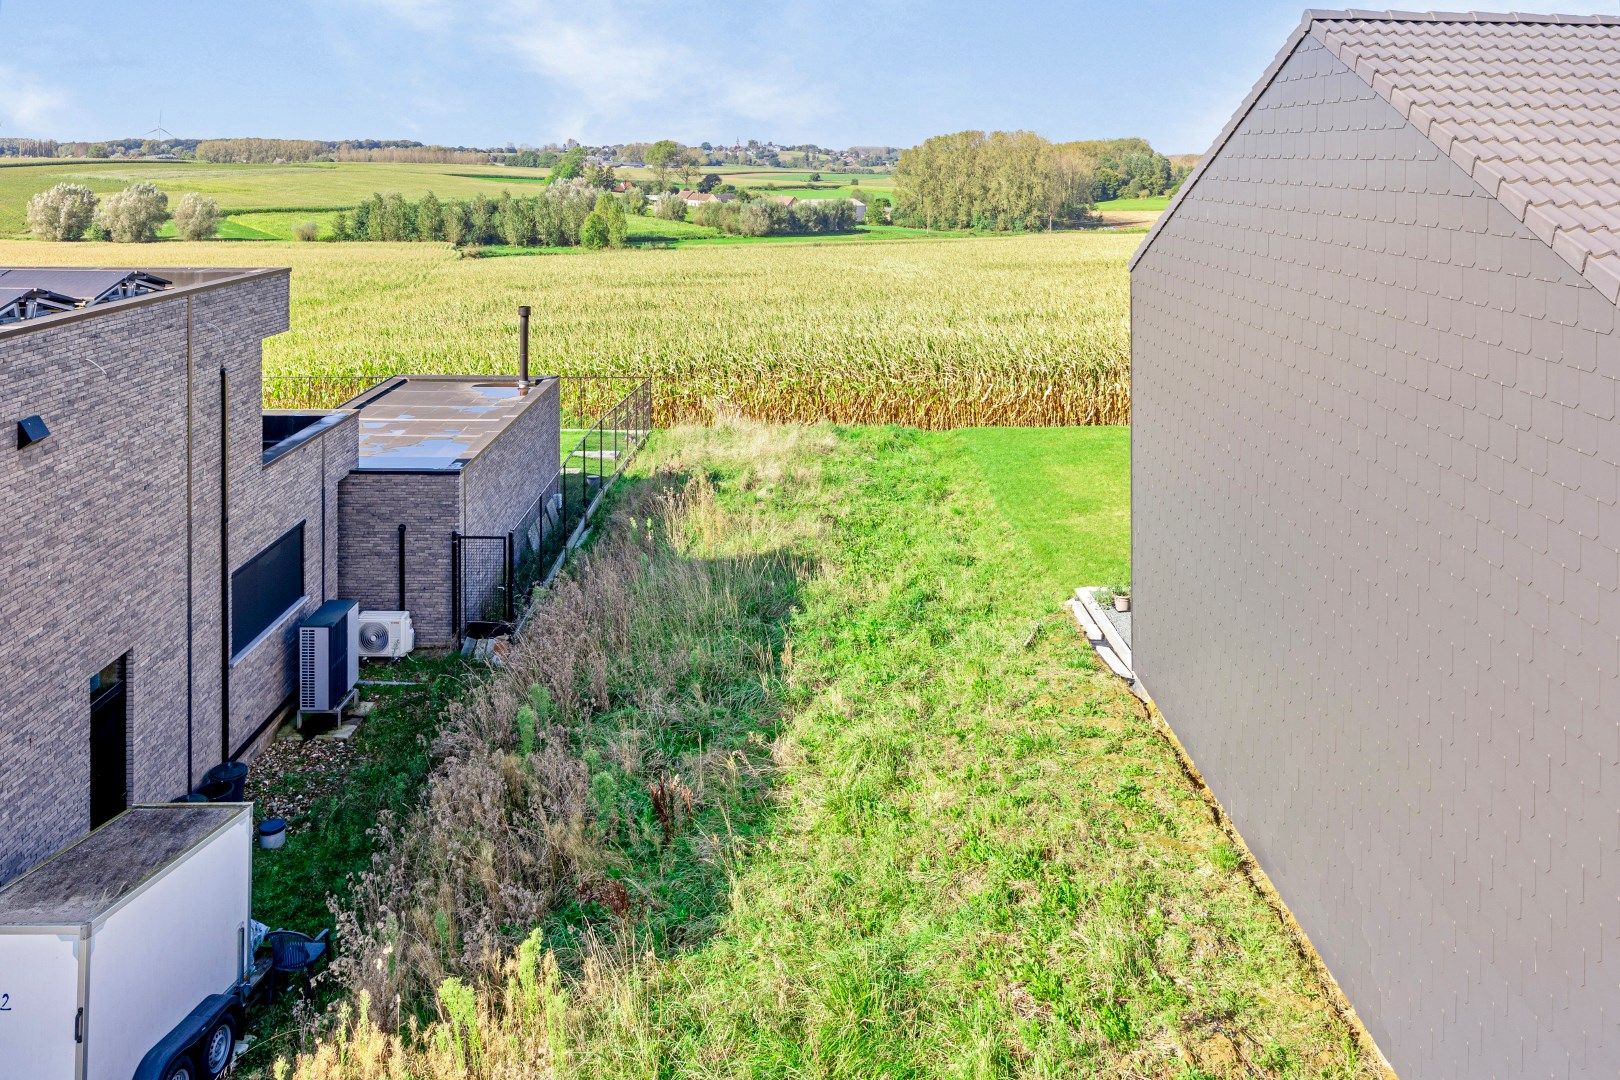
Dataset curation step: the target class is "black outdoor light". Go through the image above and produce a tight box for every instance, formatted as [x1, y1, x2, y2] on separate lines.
[16, 415, 49, 448]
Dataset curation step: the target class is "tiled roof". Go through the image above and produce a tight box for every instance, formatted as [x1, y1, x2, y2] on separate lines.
[1133, 10, 1620, 304]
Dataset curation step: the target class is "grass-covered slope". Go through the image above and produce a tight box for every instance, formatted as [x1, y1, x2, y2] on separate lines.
[282, 423, 1372, 1080]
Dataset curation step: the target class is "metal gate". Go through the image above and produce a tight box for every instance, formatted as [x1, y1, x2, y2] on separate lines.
[450, 531, 513, 638]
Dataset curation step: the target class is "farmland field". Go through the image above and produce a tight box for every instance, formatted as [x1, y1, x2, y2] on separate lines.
[0, 159, 895, 238]
[0, 231, 1132, 426]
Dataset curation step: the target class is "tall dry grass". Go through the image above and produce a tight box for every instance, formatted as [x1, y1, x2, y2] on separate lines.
[275, 424, 825, 1079]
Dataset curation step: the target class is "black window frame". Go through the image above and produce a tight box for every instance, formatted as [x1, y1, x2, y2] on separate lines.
[231, 522, 306, 659]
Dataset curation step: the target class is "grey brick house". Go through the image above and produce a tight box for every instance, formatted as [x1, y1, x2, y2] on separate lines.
[0, 268, 558, 884]
[1131, 11, 1620, 1077]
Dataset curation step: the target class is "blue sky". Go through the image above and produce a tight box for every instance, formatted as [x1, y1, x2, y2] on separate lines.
[4, 0, 1617, 154]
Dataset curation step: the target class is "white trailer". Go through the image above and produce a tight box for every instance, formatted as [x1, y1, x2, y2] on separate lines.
[0, 804, 257, 1080]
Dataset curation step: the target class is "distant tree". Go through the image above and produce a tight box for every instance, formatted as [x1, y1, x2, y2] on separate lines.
[809, 172, 822, 182]
[293, 220, 320, 242]
[95, 182, 168, 242]
[698, 172, 721, 193]
[443, 201, 473, 245]
[86, 143, 110, 159]
[331, 210, 352, 241]
[553, 146, 587, 180]
[645, 139, 681, 190]
[469, 194, 499, 244]
[592, 192, 627, 247]
[26, 182, 97, 240]
[584, 163, 617, 188]
[620, 186, 647, 215]
[653, 194, 687, 222]
[416, 191, 446, 241]
[501, 196, 537, 246]
[171, 193, 222, 240]
[579, 211, 610, 249]
[378, 192, 415, 240]
[677, 149, 702, 190]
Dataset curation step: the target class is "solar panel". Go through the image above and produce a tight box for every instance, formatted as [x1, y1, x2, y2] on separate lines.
[0, 268, 171, 306]
[0, 285, 78, 325]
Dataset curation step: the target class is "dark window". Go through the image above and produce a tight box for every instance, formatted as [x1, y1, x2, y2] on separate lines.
[90, 655, 129, 828]
[232, 523, 305, 657]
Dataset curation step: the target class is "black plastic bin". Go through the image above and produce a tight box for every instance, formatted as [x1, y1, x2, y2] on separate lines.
[200, 761, 249, 802]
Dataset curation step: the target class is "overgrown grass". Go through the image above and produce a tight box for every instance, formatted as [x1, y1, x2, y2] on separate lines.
[276, 423, 1373, 1079]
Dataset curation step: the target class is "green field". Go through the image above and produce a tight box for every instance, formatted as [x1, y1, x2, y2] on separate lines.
[0, 158, 894, 239]
[0, 159, 558, 235]
[263, 423, 1376, 1080]
[0, 231, 1131, 426]
[1095, 195, 1171, 212]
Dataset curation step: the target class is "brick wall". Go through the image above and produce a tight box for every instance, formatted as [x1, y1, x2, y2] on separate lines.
[1133, 36, 1620, 1077]
[337, 471, 461, 647]
[0, 273, 305, 882]
[461, 378, 562, 623]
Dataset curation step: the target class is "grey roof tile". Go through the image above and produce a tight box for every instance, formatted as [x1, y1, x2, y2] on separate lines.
[1134, 9, 1620, 302]
[1310, 13, 1620, 299]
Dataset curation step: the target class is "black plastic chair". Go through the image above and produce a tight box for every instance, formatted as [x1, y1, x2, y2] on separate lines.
[264, 929, 329, 1000]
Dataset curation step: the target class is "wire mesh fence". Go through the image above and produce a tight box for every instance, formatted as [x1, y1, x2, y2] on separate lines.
[451, 376, 654, 643]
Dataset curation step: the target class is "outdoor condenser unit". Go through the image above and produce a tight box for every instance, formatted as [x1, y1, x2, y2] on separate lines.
[356, 610, 414, 660]
[298, 599, 359, 712]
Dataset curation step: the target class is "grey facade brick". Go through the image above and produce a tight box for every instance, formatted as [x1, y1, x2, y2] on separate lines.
[337, 377, 560, 647]
[0, 272, 348, 884]
[1132, 31, 1620, 1079]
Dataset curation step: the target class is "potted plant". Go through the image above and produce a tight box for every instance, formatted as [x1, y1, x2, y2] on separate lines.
[1111, 585, 1131, 612]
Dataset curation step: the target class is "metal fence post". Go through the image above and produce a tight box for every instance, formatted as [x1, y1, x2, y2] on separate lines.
[450, 530, 461, 641]
[505, 532, 516, 622]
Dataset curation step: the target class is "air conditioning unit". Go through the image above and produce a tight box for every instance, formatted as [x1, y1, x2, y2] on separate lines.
[357, 610, 415, 659]
[299, 599, 359, 712]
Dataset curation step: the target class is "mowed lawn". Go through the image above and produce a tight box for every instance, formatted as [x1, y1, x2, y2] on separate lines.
[276, 423, 1374, 1080]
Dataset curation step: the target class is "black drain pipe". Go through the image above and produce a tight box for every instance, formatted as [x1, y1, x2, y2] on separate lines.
[219, 366, 231, 764]
[517, 305, 530, 388]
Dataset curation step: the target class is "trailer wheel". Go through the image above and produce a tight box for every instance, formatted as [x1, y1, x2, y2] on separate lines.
[160, 1055, 196, 1080]
[200, 1014, 238, 1078]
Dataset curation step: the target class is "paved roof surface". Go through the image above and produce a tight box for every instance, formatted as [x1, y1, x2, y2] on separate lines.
[0, 805, 243, 926]
[1132, 10, 1620, 303]
[350, 376, 553, 472]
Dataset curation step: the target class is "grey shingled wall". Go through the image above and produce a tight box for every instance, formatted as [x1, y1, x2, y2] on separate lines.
[1133, 35, 1619, 1079]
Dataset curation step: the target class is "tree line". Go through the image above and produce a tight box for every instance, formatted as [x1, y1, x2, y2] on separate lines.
[685, 197, 860, 237]
[26, 182, 221, 241]
[893, 131, 1192, 231]
[330, 181, 630, 249]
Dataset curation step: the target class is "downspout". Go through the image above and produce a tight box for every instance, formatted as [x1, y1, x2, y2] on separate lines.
[219, 366, 231, 764]
[185, 299, 195, 789]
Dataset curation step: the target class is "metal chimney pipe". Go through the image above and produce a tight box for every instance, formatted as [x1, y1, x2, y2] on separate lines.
[517, 305, 531, 388]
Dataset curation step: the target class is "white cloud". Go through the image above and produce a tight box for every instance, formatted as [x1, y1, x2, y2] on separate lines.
[0, 65, 68, 134]
[353, 0, 827, 141]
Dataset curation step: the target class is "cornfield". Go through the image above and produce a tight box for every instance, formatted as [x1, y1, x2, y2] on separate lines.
[0, 232, 1133, 426]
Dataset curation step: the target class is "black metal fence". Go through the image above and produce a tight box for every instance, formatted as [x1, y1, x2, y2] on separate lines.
[450, 376, 654, 643]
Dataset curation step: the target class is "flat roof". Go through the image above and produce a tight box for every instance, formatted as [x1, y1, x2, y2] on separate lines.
[0, 266, 285, 340]
[346, 375, 556, 472]
[0, 805, 246, 927]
